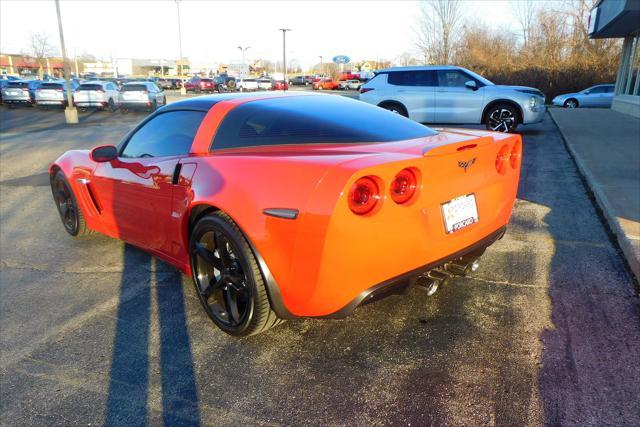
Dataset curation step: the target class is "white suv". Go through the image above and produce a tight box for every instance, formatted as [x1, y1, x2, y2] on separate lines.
[359, 66, 546, 132]
[74, 81, 120, 111]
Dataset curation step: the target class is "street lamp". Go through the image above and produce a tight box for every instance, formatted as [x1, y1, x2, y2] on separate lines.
[319, 55, 323, 75]
[278, 28, 291, 91]
[238, 46, 250, 74]
[54, 0, 78, 124]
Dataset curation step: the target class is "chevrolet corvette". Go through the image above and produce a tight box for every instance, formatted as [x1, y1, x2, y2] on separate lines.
[50, 93, 522, 336]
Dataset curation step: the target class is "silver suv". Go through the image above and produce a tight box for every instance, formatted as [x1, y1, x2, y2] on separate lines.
[359, 66, 546, 132]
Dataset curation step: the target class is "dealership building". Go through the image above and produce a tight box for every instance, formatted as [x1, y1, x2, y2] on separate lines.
[589, 0, 640, 117]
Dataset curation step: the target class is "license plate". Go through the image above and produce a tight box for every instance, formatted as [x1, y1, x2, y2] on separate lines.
[442, 194, 479, 233]
[8, 90, 18, 96]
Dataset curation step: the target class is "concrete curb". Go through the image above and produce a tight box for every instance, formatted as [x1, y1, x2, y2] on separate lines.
[549, 111, 640, 281]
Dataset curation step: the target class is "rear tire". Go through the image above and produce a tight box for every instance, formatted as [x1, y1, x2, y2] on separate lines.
[190, 212, 283, 336]
[51, 171, 92, 237]
[379, 102, 408, 117]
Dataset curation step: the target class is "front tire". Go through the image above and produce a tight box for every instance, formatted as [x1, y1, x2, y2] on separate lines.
[190, 212, 282, 336]
[51, 171, 91, 237]
[564, 98, 579, 108]
[485, 104, 519, 132]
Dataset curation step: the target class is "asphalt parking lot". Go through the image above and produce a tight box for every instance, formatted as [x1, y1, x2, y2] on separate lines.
[1, 101, 639, 426]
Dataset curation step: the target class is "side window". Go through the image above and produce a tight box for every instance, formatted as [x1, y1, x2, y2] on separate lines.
[388, 71, 416, 86]
[120, 111, 206, 158]
[605, 86, 614, 93]
[437, 70, 473, 87]
[588, 86, 605, 94]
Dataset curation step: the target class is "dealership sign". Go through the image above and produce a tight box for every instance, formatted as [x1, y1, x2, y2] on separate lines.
[332, 55, 350, 64]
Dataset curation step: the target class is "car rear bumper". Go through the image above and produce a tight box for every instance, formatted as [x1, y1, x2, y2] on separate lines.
[119, 100, 152, 108]
[323, 225, 506, 318]
[3, 96, 32, 103]
[36, 99, 66, 105]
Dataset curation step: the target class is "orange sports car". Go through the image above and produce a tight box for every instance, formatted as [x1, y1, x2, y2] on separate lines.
[50, 92, 522, 336]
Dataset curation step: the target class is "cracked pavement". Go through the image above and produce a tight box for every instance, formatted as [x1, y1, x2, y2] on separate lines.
[1, 106, 639, 426]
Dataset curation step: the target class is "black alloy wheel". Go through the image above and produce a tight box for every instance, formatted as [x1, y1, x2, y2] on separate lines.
[51, 171, 90, 236]
[486, 104, 518, 132]
[190, 212, 282, 336]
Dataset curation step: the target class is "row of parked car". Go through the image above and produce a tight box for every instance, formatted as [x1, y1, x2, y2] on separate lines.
[0, 78, 166, 112]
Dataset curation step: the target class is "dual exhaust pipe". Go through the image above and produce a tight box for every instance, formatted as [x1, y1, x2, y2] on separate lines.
[416, 259, 479, 296]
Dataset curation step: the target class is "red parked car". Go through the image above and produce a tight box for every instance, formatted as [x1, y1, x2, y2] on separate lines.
[273, 80, 289, 90]
[184, 77, 218, 93]
[312, 78, 340, 90]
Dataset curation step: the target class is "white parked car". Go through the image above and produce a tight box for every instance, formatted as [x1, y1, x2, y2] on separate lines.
[340, 79, 362, 90]
[35, 80, 79, 108]
[257, 78, 274, 91]
[119, 81, 166, 112]
[74, 81, 120, 111]
[359, 66, 546, 132]
[236, 78, 259, 92]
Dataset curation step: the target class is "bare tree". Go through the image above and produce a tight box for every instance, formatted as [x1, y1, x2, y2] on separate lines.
[28, 32, 56, 78]
[511, 0, 538, 48]
[415, 0, 463, 65]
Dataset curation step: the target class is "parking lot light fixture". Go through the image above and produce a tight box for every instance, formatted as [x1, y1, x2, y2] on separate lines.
[279, 29, 291, 91]
[238, 46, 250, 72]
[54, 0, 78, 124]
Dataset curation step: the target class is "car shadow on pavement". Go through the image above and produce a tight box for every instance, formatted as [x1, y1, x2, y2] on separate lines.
[516, 118, 640, 424]
[105, 245, 200, 426]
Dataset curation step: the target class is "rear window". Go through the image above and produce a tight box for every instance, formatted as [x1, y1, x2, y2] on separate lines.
[211, 95, 436, 150]
[78, 84, 103, 91]
[40, 83, 63, 89]
[122, 84, 148, 91]
[7, 82, 28, 88]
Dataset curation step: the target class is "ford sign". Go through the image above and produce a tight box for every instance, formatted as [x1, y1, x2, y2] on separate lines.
[332, 55, 350, 64]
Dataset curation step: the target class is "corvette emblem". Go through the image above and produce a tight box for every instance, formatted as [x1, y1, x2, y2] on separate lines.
[458, 158, 476, 172]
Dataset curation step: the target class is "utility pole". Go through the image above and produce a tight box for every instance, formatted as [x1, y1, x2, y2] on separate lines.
[54, 0, 78, 124]
[176, 0, 186, 94]
[279, 28, 291, 91]
[237, 46, 250, 76]
[319, 55, 323, 75]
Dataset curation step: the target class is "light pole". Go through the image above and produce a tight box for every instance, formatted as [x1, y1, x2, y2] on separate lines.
[175, 0, 186, 94]
[319, 55, 323, 75]
[279, 28, 291, 91]
[54, 0, 78, 124]
[238, 46, 250, 75]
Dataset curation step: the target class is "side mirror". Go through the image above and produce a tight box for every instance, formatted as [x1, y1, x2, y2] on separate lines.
[584, 90, 590, 95]
[90, 145, 118, 163]
[465, 80, 477, 90]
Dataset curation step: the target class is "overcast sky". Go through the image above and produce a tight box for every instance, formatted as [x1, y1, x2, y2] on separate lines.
[0, 0, 520, 68]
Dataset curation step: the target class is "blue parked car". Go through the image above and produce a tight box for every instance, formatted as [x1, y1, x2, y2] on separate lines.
[552, 84, 615, 108]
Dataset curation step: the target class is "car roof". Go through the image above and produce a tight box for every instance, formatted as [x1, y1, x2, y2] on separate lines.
[377, 65, 460, 73]
[161, 91, 316, 112]
[81, 80, 107, 85]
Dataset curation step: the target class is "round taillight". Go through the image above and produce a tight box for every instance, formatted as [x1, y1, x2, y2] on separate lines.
[390, 168, 417, 204]
[510, 139, 522, 169]
[495, 144, 510, 175]
[348, 177, 380, 215]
